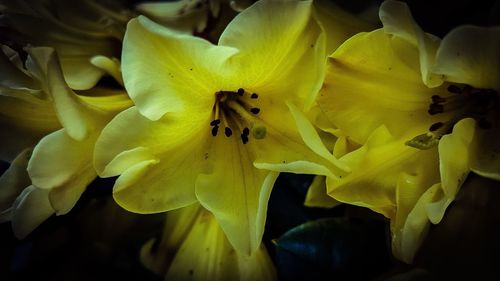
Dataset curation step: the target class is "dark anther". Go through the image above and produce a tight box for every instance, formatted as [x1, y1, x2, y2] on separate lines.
[478, 118, 492, 129]
[447, 85, 462, 94]
[237, 88, 245, 96]
[428, 104, 444, 115]
[250, 108, 260, 114]
[241, 133, 249, 144]
[210, 119, 221, 126]
[431, 95, 446, 104]
[225, 127, 233, 137]
[251, 93, 259, 99]
[211, 125, 219, 136]
[243, 127, 250, 136]
[429, 122, 444, 131]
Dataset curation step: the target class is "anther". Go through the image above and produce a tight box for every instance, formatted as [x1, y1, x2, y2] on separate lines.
[447, 85, 462, 94]
[428, 104, 444, 115]
[250, 108, 260, 114]
[237, 88, 244, 96]
[429, 122, 444, 132]
[251, 93, 258, 99]
[224, 127, 233, 137]
[240, 133, 249, 144]
[210, 119, 221, 126]
[243, 127, 250, 136]
[431, 95, 446, 104]
[211, 125, 219, 136]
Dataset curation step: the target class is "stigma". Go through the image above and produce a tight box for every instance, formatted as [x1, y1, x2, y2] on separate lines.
[209, 88, 267, 144]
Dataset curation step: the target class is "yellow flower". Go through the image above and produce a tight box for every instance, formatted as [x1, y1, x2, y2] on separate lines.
[306, 0, 500, 262]
[141, 203, 277, 281]
[0, 46, 132, 238]
[0, 0, 133, 89]
[94, 0, 347, 255]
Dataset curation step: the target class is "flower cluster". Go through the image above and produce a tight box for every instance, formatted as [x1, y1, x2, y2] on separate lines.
[0, 0, 498, 279]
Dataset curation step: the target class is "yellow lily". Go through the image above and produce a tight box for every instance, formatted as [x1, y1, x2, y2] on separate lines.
[94, 0, 347, 256]
[0, 46, 132, 238]
[305, 0, 500, 262]
[141, 203, 277, 281]
[0, 0, 133, 89]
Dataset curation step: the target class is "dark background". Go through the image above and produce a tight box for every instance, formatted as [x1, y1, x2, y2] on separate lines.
[1, 0, 500, 280]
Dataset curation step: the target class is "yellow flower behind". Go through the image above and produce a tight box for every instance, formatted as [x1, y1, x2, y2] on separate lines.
[0, 0, 133, 89]
[0, 46, 132, 238]
[306, 0, 500, 262]
[94, 0, 348, 256]
[141, 203, 277, 281]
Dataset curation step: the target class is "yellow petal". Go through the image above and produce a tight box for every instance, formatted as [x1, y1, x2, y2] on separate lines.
[11, 185, 55, 239]
[140, 203, 202, 275]
[0, 45, 38, 91]
[319, 29, 449, 144]
[165, 205, 277, 281]
[439, 118, 475, 198]
[196, 133, 279, 255]
[250, 101, 344, 178]
[27, 129, 97, 215]
[287, 101, 349, 173]
[59, 57, 106, 90]
[95, 107, 209, 213]
[26, 47, 95, 141]
[379, 0, 442, 87]
[313, 0, 378, 54]
[0, 94, 59, 161]
[220, 0, 325, 110]
[90, 55, 123, 86]
[165, 207, 240, 281]
[1, 2, 125, 90]
[470, 111, 500, 180]
[328, 126, 440, 218]
[304, 175, 341, 208]
[0, 149, 32, 216]
[433, 26, 500, 91]
[392, 182, 442, 263]
[136, 0, 217, 33]
[432, 118, 476, 223]
[77, 88, 133, 114]
[122, 16, 238, 121]
[237, 244, 277, 281]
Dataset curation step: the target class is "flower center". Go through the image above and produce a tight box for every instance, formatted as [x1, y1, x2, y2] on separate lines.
[209, 88, 266, 144]
[406, 84, 498, 150]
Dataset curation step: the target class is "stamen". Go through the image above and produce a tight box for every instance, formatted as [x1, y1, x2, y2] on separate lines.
[225, 127, 233, 137]
[227, 100, 256, 121]
[251, 93, 259, 99]
[428, 103, 444, 115]
[447, 85, 462, 94]
[237, 88, 244, 96]
[429, 122, 444, 132]
[214, 101, 220, 121]
[241, 127, 250, 144]
[250, 108, 260, 114]
[432, 95, 446, 104]
[210, 119, 221, 126]
[211, 125, 219, 136]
